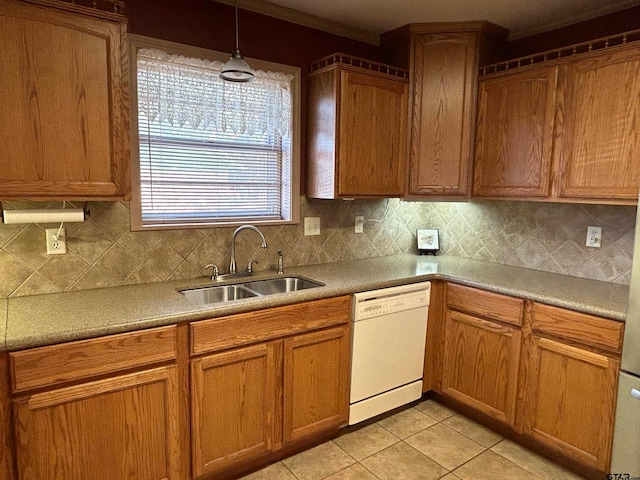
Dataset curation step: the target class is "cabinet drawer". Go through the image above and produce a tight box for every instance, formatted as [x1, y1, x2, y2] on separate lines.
[533, 303, 623, 355]
[10, 325, 176, 392]
[447, 283, 524, 326]
[191, 296, 351, 356]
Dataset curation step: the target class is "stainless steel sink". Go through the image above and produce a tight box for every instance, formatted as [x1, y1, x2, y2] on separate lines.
[179, 276, 324, 304]
[242, 277, 324, 295]
[180, 284, 258, 304]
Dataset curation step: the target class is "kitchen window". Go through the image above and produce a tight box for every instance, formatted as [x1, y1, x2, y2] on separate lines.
[129, 36, 300, 229]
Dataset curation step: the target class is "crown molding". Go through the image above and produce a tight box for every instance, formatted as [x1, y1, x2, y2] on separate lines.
[508, 0, 640, 40]
[213, 0, 380, 46]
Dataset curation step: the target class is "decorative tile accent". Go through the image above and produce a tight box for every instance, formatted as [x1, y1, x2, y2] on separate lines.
[0, 198, 635, 298]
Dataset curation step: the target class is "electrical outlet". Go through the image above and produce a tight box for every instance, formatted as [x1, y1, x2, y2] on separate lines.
[304, 217, 320, 236]
[46, 228, 67, 255]
[355, 215, 364, 234]
[586, 226, 602, 248]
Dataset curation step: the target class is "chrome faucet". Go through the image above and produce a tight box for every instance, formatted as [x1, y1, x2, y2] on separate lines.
[204, 264, 219, 281]
[229, 225, 268, 274]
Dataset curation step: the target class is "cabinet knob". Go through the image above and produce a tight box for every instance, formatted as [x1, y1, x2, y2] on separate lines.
[630, 388, 640, 400]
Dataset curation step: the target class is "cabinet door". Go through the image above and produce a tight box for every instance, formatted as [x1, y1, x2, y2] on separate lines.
[473, 67, 558, 198]
[442, 310, 521, 425]
[13, 366, 181, 480]
[1, 353, 14, 480]
[555, 47, 640, 202]
[0, 0, 129, 200]
[408, 33, 476, 197]
[191, 342, 279, 478]
[521, 336, 619, 472]
[337, 70, 407, 197]
[283, 325, 350, 443]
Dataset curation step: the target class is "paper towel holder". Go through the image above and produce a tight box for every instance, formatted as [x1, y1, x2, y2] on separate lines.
[1, 202, 88, 224]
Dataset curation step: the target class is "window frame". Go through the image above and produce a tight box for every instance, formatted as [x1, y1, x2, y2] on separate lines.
[128, 34, 301, 230]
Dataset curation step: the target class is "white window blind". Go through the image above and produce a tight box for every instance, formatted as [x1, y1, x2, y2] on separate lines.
[135, 47, 294, 227]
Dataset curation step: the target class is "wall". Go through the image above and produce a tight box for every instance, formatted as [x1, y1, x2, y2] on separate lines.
[0, 199, 634, 298]
[127, 0, 383, 194]
[1, 3, 636, 298]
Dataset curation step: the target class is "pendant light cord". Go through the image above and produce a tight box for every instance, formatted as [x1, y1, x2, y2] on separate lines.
[234, 0, 240, 50]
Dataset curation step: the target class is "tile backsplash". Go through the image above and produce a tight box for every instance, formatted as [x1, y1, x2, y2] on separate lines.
[0, 198, 635, 298]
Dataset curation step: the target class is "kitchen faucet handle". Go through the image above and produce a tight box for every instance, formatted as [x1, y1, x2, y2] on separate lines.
[246, 259, 258, 273]
[204, 264, 219, 281]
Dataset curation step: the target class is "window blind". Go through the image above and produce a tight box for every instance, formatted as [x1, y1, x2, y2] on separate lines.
[136, 48, 293, 227]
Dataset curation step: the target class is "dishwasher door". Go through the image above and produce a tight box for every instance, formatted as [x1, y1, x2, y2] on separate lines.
[350, 309, 428, 403]
[350, 283, 430, 425]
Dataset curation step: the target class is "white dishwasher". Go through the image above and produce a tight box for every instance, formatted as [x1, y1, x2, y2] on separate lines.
[349, 282, 430, 425]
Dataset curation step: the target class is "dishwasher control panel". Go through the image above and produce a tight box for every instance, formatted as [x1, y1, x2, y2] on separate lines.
[352, 282, 430, 321]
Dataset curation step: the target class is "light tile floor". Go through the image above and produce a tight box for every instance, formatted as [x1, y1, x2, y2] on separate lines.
[240, 399, 587, 480]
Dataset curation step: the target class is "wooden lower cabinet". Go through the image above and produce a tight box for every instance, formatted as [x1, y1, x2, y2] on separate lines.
[283, 326, 350, 443]
[442, 310, 521, 425]
[13, 366, 182, 480]
[191, 342, 280, 478]
[520, 304, 622, 473]
[436, 284, 623, 477]
[189, 296, 351, 479]
[521, 336, 619, 471]
[440, 283, 523, 426]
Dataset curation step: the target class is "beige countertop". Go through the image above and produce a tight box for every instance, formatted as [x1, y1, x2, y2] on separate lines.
[3, 254, 630, 352]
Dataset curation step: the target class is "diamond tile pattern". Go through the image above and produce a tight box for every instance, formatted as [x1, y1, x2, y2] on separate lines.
[240, 400, 586, 480]
[0, 198, 635, 297]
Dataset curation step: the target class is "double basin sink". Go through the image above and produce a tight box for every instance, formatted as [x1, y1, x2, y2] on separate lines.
[180, 276, 324, 304]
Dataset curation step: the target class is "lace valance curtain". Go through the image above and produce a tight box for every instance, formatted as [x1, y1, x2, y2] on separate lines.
[136, 48, 293, 137]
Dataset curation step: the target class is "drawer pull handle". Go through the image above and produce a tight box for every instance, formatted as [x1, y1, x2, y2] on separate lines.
[631, 388, 640, 399]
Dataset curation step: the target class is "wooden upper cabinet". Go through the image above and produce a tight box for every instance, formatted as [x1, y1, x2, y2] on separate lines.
[474, 39, 640, 204]
[473, 67, 558, 198]
[554, 47, 640, 201]
[306, 55, 408, 198]
[0, 0, 130, 200]
[408, 33, 478, 197]
[382, 22, 507, 199]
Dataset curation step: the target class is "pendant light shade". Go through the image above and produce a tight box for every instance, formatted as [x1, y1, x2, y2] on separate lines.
[221, 0, 254, 82]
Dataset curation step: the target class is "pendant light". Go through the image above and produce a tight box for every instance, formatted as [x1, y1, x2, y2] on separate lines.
[220, 0, 254, 82]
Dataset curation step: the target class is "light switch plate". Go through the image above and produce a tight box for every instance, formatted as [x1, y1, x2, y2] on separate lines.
[355, 216, 364, 234]
[304, 217, 320, 236]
